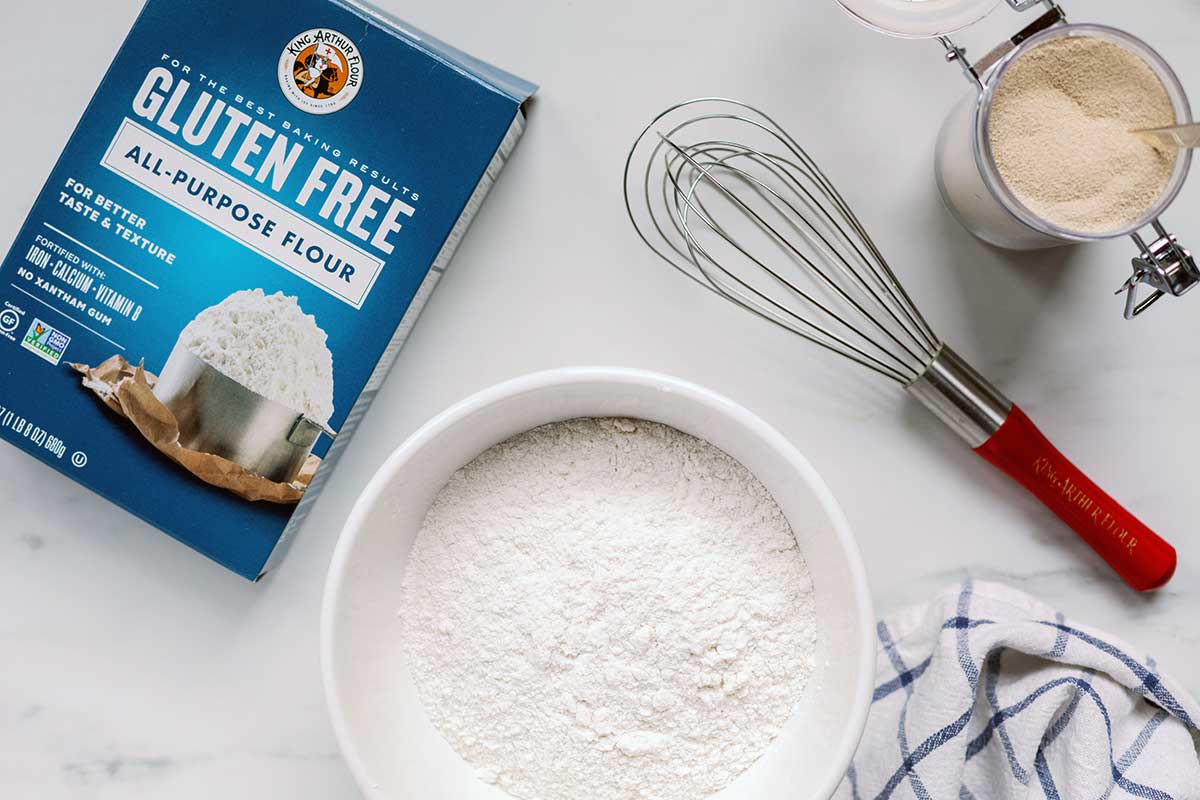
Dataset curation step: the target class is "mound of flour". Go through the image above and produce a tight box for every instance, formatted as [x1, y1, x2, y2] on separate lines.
[989, 36, 1178, 234]
[401, 418, 817, 800]
[180, 289, 334, 423]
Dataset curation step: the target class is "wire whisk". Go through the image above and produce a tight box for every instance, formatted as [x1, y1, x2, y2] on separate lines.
[624, 98, 939, 385]
[622, 97, 1175, 593]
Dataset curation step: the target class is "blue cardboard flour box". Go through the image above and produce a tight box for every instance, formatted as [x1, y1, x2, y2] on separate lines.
[0, 0, 534, 578]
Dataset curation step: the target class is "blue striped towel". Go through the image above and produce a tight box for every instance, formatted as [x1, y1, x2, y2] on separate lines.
[836, 580, 1200, 800]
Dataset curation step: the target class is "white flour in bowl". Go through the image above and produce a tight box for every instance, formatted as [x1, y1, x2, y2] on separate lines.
[180, 289, 334, 423]
[401, 418, 817, 800]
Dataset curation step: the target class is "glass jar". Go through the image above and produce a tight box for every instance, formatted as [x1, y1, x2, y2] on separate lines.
[836, 0, 1000, 38]
[836, 0, 1200, 317]
[934, 23, 1194, 251]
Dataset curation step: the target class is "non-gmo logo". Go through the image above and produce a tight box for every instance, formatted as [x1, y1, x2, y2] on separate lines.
[21, 318, 70, 365]
[278, 28, 363, 115]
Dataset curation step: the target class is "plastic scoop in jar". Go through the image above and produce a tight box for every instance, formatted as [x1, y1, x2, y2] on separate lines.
[1133, 122, 1200, 150]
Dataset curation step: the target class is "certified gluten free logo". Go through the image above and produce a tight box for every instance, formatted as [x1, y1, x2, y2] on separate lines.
[0, 308, 20, 335]
[278, 28, 363, 115]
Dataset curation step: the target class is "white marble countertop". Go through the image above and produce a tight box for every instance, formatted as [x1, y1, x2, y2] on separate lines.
[3, 0, 1198, 797]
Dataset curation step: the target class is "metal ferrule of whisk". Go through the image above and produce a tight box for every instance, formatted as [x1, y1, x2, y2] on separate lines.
[906, 346, 1012, 449]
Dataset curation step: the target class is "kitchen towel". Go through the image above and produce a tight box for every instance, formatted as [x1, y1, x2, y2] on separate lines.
[837, 580, 1200, 799]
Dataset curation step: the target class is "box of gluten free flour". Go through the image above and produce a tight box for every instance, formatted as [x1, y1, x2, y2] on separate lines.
[0, 0, 534, 578]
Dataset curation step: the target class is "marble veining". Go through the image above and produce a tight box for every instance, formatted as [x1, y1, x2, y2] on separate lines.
[2, 0, 1198, 797]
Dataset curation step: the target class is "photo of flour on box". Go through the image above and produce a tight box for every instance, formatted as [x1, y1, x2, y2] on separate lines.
[71, 288, 338, 504]
[155, 289, 337, 482]
[177, 289, 335, 423]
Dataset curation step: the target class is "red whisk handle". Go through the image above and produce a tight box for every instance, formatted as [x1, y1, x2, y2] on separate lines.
[908, 346, 1176, 592]
[975, 405, 1176, 592]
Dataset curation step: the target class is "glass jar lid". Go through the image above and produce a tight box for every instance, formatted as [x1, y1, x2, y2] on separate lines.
[836, 0, 1002, 38]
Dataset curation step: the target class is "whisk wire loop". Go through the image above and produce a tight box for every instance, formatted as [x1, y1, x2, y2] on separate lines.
[667, 141, 935, 372]
[661, 141, 925, 382]
[624, 98, 943, 385]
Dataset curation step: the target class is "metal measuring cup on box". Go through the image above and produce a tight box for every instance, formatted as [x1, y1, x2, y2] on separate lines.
[837, 0, 1198, 319]
[153, 342, 338, 484]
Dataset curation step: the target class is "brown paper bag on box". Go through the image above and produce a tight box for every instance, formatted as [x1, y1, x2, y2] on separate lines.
[70, 356, 318, 504]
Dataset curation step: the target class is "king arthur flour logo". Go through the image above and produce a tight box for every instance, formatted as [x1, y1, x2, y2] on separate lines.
[278, 29, 363, 115]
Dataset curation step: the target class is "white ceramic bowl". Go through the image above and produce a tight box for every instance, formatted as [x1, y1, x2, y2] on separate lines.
[322, 368, 875, 800]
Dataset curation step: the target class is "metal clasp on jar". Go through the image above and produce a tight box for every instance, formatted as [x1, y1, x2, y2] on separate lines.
[1005, 0, 1048, 11]
[938, 1, 1066, 88]
[1117, 221, 1200, 319]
